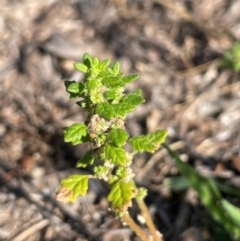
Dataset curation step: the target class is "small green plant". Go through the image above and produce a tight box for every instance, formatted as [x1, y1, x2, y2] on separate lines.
[221, 42, 240, 73]
[56, 53, 167, 241]
[56, 53, 240, 241]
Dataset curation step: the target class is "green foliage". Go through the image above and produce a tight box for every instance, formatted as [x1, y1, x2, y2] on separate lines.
[112, 90, 145, 118]
[58, 175, 89, 202]
[221, 43, 240, 73]
[108, 181, 136, 211]
[64, 123, 88, 145]
[57, 53, 167, 215]
[107, 128, 129, 147]
[130, 130, 168, 153]
[76, 150, 94, 168]
[96, 102, 114, 120]
[102, 144, 128, 166]
[163, 143, 240, 240]
[74, 62, 88, 73]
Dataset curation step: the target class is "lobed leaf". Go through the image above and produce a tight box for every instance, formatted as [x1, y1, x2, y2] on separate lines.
[103, 144, 128, 166]
[111, 90, 144, 118]
[59, 174, 89, 202]
[108, 181, 135, 211]
[122, 89, 144, 106]
[96, 102, 114, 120]
[108, 128, 129, 147]
[130, 129, 168, 153]
[76, 150, 94, 168]
[64, 123, 88, 145]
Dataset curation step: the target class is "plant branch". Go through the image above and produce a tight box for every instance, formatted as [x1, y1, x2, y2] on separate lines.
[137, 199, 163, 241]
[122, 211, 150, 241]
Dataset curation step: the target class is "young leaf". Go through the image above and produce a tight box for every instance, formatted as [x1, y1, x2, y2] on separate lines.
[112, 90, 145, 118]
[92, 57, 99, 69]
[67, 82, 85, 94]
[64, 80, 76, 89]
[74, 62, 88, 73]
[64, 80, 82, 98]
[122, 74, 139, 84]
[130, 129, 168, 153]
[112, 61, 120, 75]
[64, 123, 88, 145]
[83, 53, 92, 68]
[99, 59, 110, 71]
[104, 87, 124, 101]
[76, 150, 94, 168]
[103, 75, 124, 87]
[102, 144, 128, 166]
[108, 181, 135, 211]
[112, 103, 132, 118]
[96, 102, 114, 120]
[108, 128, 129, 147]
[59, 174, 89, 202]
[122, 89, 145, 106]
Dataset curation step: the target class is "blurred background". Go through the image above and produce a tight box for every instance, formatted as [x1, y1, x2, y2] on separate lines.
[1, 0, 240, 240]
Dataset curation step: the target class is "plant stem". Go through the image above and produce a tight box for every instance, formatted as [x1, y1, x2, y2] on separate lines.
[122, 211, 150, 241]
[137, 199, 163, 241]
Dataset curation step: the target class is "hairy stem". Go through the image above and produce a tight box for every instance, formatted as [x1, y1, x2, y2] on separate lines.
[122, 212, 150, 241]
[137, 199, 163, 241]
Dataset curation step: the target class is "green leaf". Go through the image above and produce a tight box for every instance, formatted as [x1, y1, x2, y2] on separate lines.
[122, 89, 145, 106]
[74, 62, 88, 73]
[221, 200, 240, 225]
[67, 82, 85, 94]
[112, 103, 132, 118]
[107, 67, 113, 74]
[163, 143, 240, 239]
[104, 87, 124, 101]
[108, 181, 135, 211]
[164, 175, 190, 191]
[92, 57, 99, 69]
[87, 78, 102, 92]
[64, 80, 81, 98]
[96, 102, 114, 120]
[83, 53, 92, 68]
[64, 80, 75, 89]
[99, 59, 110, 71]
[76, 150, 94, 168]
[122, 74, 139, 83]
[103, 75, 124, 87]
[60, 174, 89, 202]
[108, 128, 129, 147]
[112, 90, 145, 118]
[130, 129, 168, 153]
[102, 144, 128, 166]
[64, 123, 88, 145]
[112, 61, 120, 74]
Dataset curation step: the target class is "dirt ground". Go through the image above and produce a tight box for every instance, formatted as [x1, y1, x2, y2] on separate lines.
[1, 0, 240, 240]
